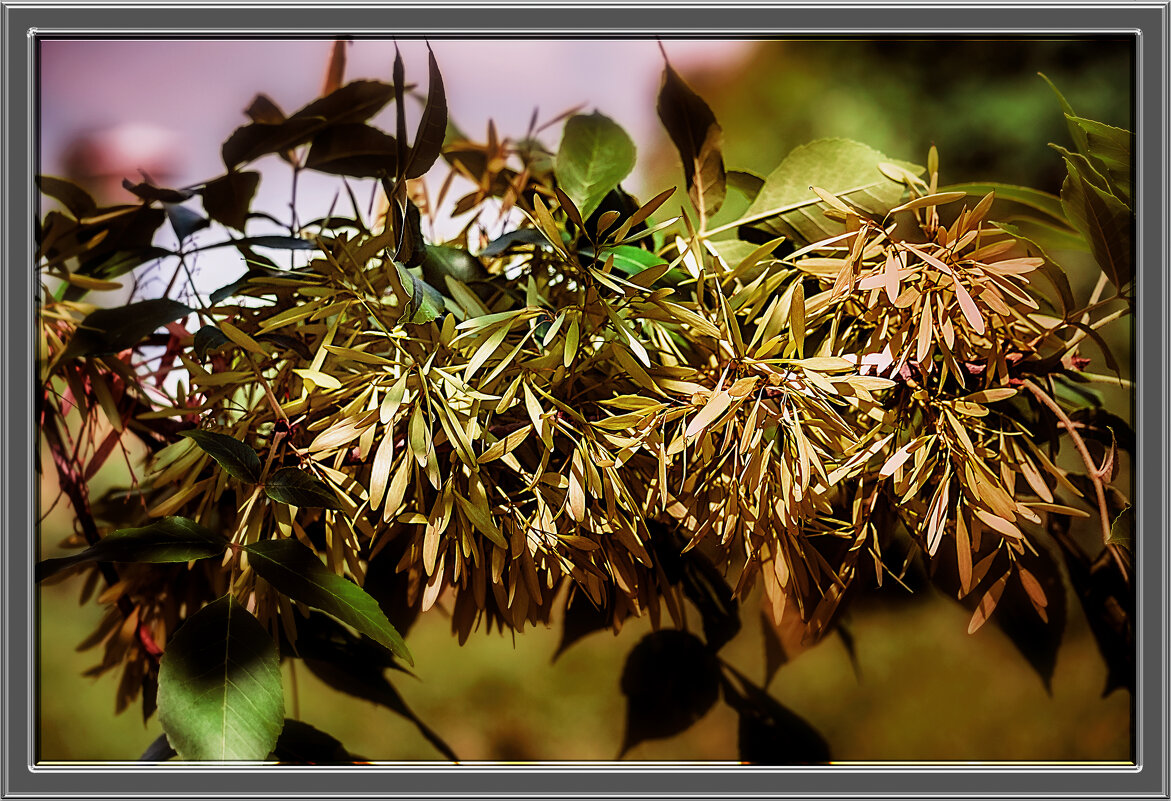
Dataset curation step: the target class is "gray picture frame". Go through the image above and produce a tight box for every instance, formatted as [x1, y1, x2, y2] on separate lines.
[3, 2, 1167, 798]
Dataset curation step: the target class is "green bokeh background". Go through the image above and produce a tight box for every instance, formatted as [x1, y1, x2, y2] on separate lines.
[38, 37, 1134, 762]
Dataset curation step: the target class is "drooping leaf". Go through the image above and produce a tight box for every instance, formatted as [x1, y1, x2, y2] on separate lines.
[157, 595, 285, 760]
[37, 174, 97, 218]
[554, 112, 637, 220]
[165, 203, 211, 242]
[304, 124, 398, 178]
[222, 80, 396, 168]
[420, 244, 486, 288]
[270, 719, 353, 764]
[291, 613, 454, 759]
[657, 58, 726, 226]
[36, 516, 227, 582]
[193, 325, 232, 359]
[263, 467, 343, 509]
[404, 46, 447, 180]
[63, 298, 192, 359]
[722, 668, 832, 764]
[201, 171, 261, 231]
[139, 733, 177, 762]
[244, 537, 412, 664]
[179, 429, 263, 484]
[1058, 156, 1132, 291]
[744, 139, 914, 244]
[619, 630, 720, 756]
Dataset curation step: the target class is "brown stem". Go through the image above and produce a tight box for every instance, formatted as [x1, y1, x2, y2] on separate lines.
[1022, 379, 1130, 584]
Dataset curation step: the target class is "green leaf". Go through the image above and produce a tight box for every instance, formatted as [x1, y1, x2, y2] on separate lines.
[403, 46, 447, 180]
[157, 595, 285, 760]
[1059, 158, 1132, 291]
[991, 221, 1077, 315]
[420, 244, 486, 288]
[744, 139, 914, 244]
[1108, 505, 1133, 551]
[63, 298, 192, 359]
[263, 467, 343, 509]
[588, 245, 689, 286]
[304, 124, 398, 178]
[201, 171, 260, 231]
[244, 538, 412, 664]
[166, 203, 211, 242]
[619, 630, 720, 756]
[555, 112, 637, 220]
[657, 58, 726, 226]
[179, 429, 263, 483]
[726, 170, 765, 202]
[940, 182, 1069, 227]
[389, 263, 446, 325]
[270, 719, 354, 764]
[37, 175, 97, 218]
[1067, 115, 1132, 204]
[1038, 72, 1089, 156]
[36, 516, 227, 582]
[193, 325, 232, 359]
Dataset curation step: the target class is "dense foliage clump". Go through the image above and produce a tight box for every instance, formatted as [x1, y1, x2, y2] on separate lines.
[36, 43, 1133, 761]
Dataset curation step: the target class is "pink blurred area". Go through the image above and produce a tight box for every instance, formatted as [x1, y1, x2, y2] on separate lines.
[40, 38, 752, 197]
[40, 39, 752, 290]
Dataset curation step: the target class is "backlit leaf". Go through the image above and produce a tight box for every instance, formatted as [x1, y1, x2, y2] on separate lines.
[36, 516, 227, 582]
[657, 57, 726, 226]
[555, 112, 637, 220]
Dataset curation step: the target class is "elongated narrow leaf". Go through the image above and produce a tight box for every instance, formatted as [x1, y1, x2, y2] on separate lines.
[180, 429, 263, 483]
[264, 467, 343, 509]
[244, 538, 412, 664]
[64, 298, 192, 359]
[157, 595, 285, 760]
[555, 112, 637, 220]
[1067, 114, 1132, 204]
[657, 58, 726, 226]
[36, 516, 227, 582]
[37, 174, 97, 218]
[941, 182, 1069, 226]
[404, 46, 447, 179]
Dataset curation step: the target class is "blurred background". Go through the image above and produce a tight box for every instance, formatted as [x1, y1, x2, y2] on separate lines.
[37, 37, 1133, 762]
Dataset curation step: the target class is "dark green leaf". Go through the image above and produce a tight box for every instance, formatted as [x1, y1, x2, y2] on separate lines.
[201, 171, 261, 231]
[1058, 156, 1132, 291]
[244, 538, 412, 664]
[589, 245, 688, 285]
[121, 178, 193, 204]
[193, 235, 318, 253]
[179, 429, 263, 483]
[157, 595, 285, 760]
[941, 182, 1069, 226]
[555, 112, 637, 220]
[403, 46, 447, 180]
[291, 613, 455, 759]
[1038, 72, 1089, 156]
[294, 80, 397, 128]
[63, 298, 192, 359]
[263, 467, 343, 509]
[657, 58, 726, 225]
[390, 263, 446, 325]
[1068, 407, 1135, 455]
[619, 630, 720, 756]
[139, 733, 177, 762]
[478, 228, 547, 257]
[166, 203, 211, 242]
[722, 669, 832, 764]
[193, 325, 232, 359]
[421, 244, 486, 288]
[37, 175, 97, 218]
[256, 333, 312, 361]
[1108, 505, 1133, 551]
[553, 589, 611, 661]
[304, 124, 398, 178]
[746, 139, 914, 244]
[1067, 115, 1132, 204]
[270, 719, 353, 764]
[36, 516, 227, 582]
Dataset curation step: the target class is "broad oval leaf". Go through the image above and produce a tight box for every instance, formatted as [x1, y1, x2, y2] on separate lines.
[201, 171, 260, 231]
[732, 682, 832, 764]
[304, 124, 398, 178]
[744, 139, 916, 244]
[555, 112, 637, 220]
[180, 429, 263, 484]
[421, 244, 486, 288]
[36, 516, 227, 582]
[619, 630, 720, 756]
[263, 467, 343, 509]
[244, 537, 412, 664]
[157, 595, 285, 760]
[63, 298, 192, 359]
